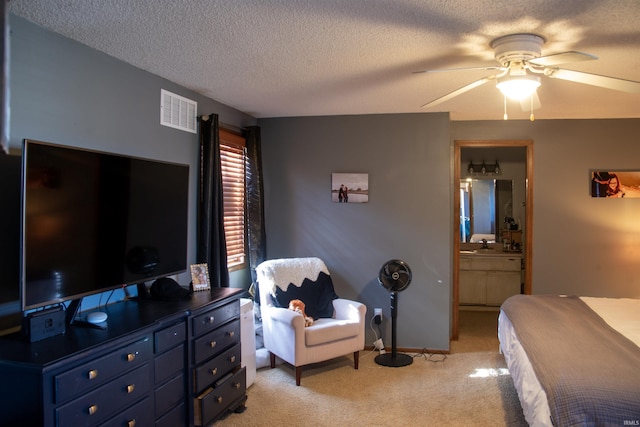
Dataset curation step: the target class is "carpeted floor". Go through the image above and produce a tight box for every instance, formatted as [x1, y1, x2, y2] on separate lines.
[216, 309, 527, 426]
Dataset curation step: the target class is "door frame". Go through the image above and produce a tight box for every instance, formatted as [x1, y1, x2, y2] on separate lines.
[452, 139, 533, 340]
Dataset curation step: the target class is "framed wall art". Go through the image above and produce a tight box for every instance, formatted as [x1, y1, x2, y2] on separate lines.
[591, 171, 640, 198]
[332, 173, 369, 203]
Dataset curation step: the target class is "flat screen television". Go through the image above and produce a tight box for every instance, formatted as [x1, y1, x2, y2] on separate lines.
[21, 139, 189, 311]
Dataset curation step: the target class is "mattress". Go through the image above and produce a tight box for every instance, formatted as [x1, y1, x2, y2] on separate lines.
[498, 296, 640, 426]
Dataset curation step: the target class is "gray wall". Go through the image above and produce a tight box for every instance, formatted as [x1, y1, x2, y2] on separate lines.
[3, 16, 256, 318]
[258, 114, 452, 350]
[258, 116, 640, 350]
[7, 16, 639, 347]
[452, 119, 640, 298]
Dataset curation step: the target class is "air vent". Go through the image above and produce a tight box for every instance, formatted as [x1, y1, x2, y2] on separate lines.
[160, 89, 197, 134]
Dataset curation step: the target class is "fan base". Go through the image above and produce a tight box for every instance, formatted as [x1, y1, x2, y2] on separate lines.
[375, 352, 413, 367]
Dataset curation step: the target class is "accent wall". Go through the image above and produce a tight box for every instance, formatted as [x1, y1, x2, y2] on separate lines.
[258, 114, 453, 351]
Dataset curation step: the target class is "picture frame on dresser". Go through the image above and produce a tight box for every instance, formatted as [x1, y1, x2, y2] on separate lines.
[191, 263, 211, 291]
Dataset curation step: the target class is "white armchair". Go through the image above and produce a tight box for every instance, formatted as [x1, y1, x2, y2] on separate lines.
[256, 257, 366, 386]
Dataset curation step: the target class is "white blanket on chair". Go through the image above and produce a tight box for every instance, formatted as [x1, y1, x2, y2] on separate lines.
[259, 257, 330, 295]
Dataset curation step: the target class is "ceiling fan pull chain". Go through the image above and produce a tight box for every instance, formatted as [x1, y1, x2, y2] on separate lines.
[530, 96, 535, 122]
[503, 95, 508, 120]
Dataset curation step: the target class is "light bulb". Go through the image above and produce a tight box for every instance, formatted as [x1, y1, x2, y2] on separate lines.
[497, 75, 541, 101]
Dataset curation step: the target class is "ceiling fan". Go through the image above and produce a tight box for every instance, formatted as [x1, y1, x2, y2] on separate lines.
[416, 33, 640, 118]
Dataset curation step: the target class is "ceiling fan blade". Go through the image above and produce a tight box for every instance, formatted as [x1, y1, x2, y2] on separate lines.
[413, 66, 503, 74]
[421, 76, 494, 108]
[547, 68, 640, 93]
[528, 51, 597, 67]
[519, 91, 541, 112]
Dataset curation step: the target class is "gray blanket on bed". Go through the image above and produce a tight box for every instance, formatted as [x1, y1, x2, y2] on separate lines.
[501, 294, 640, 426]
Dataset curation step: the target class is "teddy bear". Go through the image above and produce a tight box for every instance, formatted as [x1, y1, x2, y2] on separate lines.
[288, 299, 314, 327]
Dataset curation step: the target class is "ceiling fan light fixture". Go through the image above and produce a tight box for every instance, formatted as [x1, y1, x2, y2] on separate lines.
[497, 75, 541, 100]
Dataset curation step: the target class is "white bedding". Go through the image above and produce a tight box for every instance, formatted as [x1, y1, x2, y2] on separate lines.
[498, 296, 640, 427]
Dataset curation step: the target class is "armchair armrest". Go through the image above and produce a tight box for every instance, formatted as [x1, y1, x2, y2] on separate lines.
[261, 305, 306, 365]
[263, 305, 305, 328]
[333, 298, 366, 322]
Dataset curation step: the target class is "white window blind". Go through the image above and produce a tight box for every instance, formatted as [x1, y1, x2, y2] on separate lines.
[220, 130, 246, 270]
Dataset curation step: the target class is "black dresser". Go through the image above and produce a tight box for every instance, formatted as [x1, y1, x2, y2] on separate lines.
[0, 288, 247, 427]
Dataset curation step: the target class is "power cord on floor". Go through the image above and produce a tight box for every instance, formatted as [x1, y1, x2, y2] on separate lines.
[411, 348, 448, 363]
[369, 315, 386, 354]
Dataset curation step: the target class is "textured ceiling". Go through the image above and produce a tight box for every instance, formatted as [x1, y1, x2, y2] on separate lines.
[9, 0, 640, 120]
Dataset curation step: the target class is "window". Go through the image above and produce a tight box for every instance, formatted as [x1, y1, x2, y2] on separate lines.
[219, 129, 246, 271]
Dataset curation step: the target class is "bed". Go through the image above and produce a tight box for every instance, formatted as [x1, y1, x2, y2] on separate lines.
[498, 294, 640, 426]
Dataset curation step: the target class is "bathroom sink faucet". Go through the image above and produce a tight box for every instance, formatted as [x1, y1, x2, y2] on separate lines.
[480, 239, 489, 249]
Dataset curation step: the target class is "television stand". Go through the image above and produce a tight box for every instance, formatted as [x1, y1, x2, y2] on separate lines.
[0, 288, 246, 426]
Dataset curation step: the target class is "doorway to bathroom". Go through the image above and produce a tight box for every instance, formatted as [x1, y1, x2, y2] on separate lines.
[452, 140, 533, 341]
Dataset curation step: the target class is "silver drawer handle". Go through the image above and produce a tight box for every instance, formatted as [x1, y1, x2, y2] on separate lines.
[229, 355, 236, 363]
[216, 396, 223, 404]
[88, 404, 98, 415]
[127, 420, 136, 427]
[210, 367, 218, 376]
[88, 369, 98, 380]
[126, 384, 135, 394]
[126, 353, 136, 362]
[206, 316, 215, 323]
[209, 340, 217, 348]
[227, 331, 235, 337]
[233, 382, 240, 389]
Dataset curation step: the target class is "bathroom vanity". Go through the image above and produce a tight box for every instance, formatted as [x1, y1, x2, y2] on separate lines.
[459, 251, 523, 306]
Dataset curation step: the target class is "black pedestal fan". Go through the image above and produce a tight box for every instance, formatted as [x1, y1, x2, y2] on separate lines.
[375, 259, 413, 367]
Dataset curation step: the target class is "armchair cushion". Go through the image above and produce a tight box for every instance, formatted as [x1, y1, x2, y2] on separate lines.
[261, 257, 339, 319]
[304, 317, 360, 346]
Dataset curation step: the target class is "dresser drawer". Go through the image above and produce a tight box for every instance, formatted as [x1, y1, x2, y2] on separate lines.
[55, 336, 153, 403]
[192, 301, 239, 337]
[56, 363, 152, 426]
[155, 343, 185, 384]
[155, 321, 186, 354]
[156, 402, 186, 427]
[97, 396, 154, 427]
[194, 343, 241, 393]
[193, 319, 240, 364]
[155, 372, 185, 419]
[193, 367, 246, 426]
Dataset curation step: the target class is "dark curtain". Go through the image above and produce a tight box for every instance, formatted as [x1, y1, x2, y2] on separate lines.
[244, 126, 266, 298]
[1, 0, 9, 154]
[197, 114, 229, 287]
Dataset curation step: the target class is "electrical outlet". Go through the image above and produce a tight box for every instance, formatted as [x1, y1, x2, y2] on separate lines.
[374, 308, 382, 324]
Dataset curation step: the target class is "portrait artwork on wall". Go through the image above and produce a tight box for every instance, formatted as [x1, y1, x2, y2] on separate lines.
[190, 263, 211, 291]
[332, 173, 369, 203]
[591, 171, 640, 198]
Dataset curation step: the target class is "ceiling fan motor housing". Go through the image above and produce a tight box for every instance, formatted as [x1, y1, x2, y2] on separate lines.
[491, 33, 545, 67]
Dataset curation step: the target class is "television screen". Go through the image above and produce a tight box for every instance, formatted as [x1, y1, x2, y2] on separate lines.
[22, 139, 189, 310]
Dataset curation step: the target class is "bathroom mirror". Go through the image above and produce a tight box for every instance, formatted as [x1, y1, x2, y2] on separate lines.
[459, 179, 513, 243]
